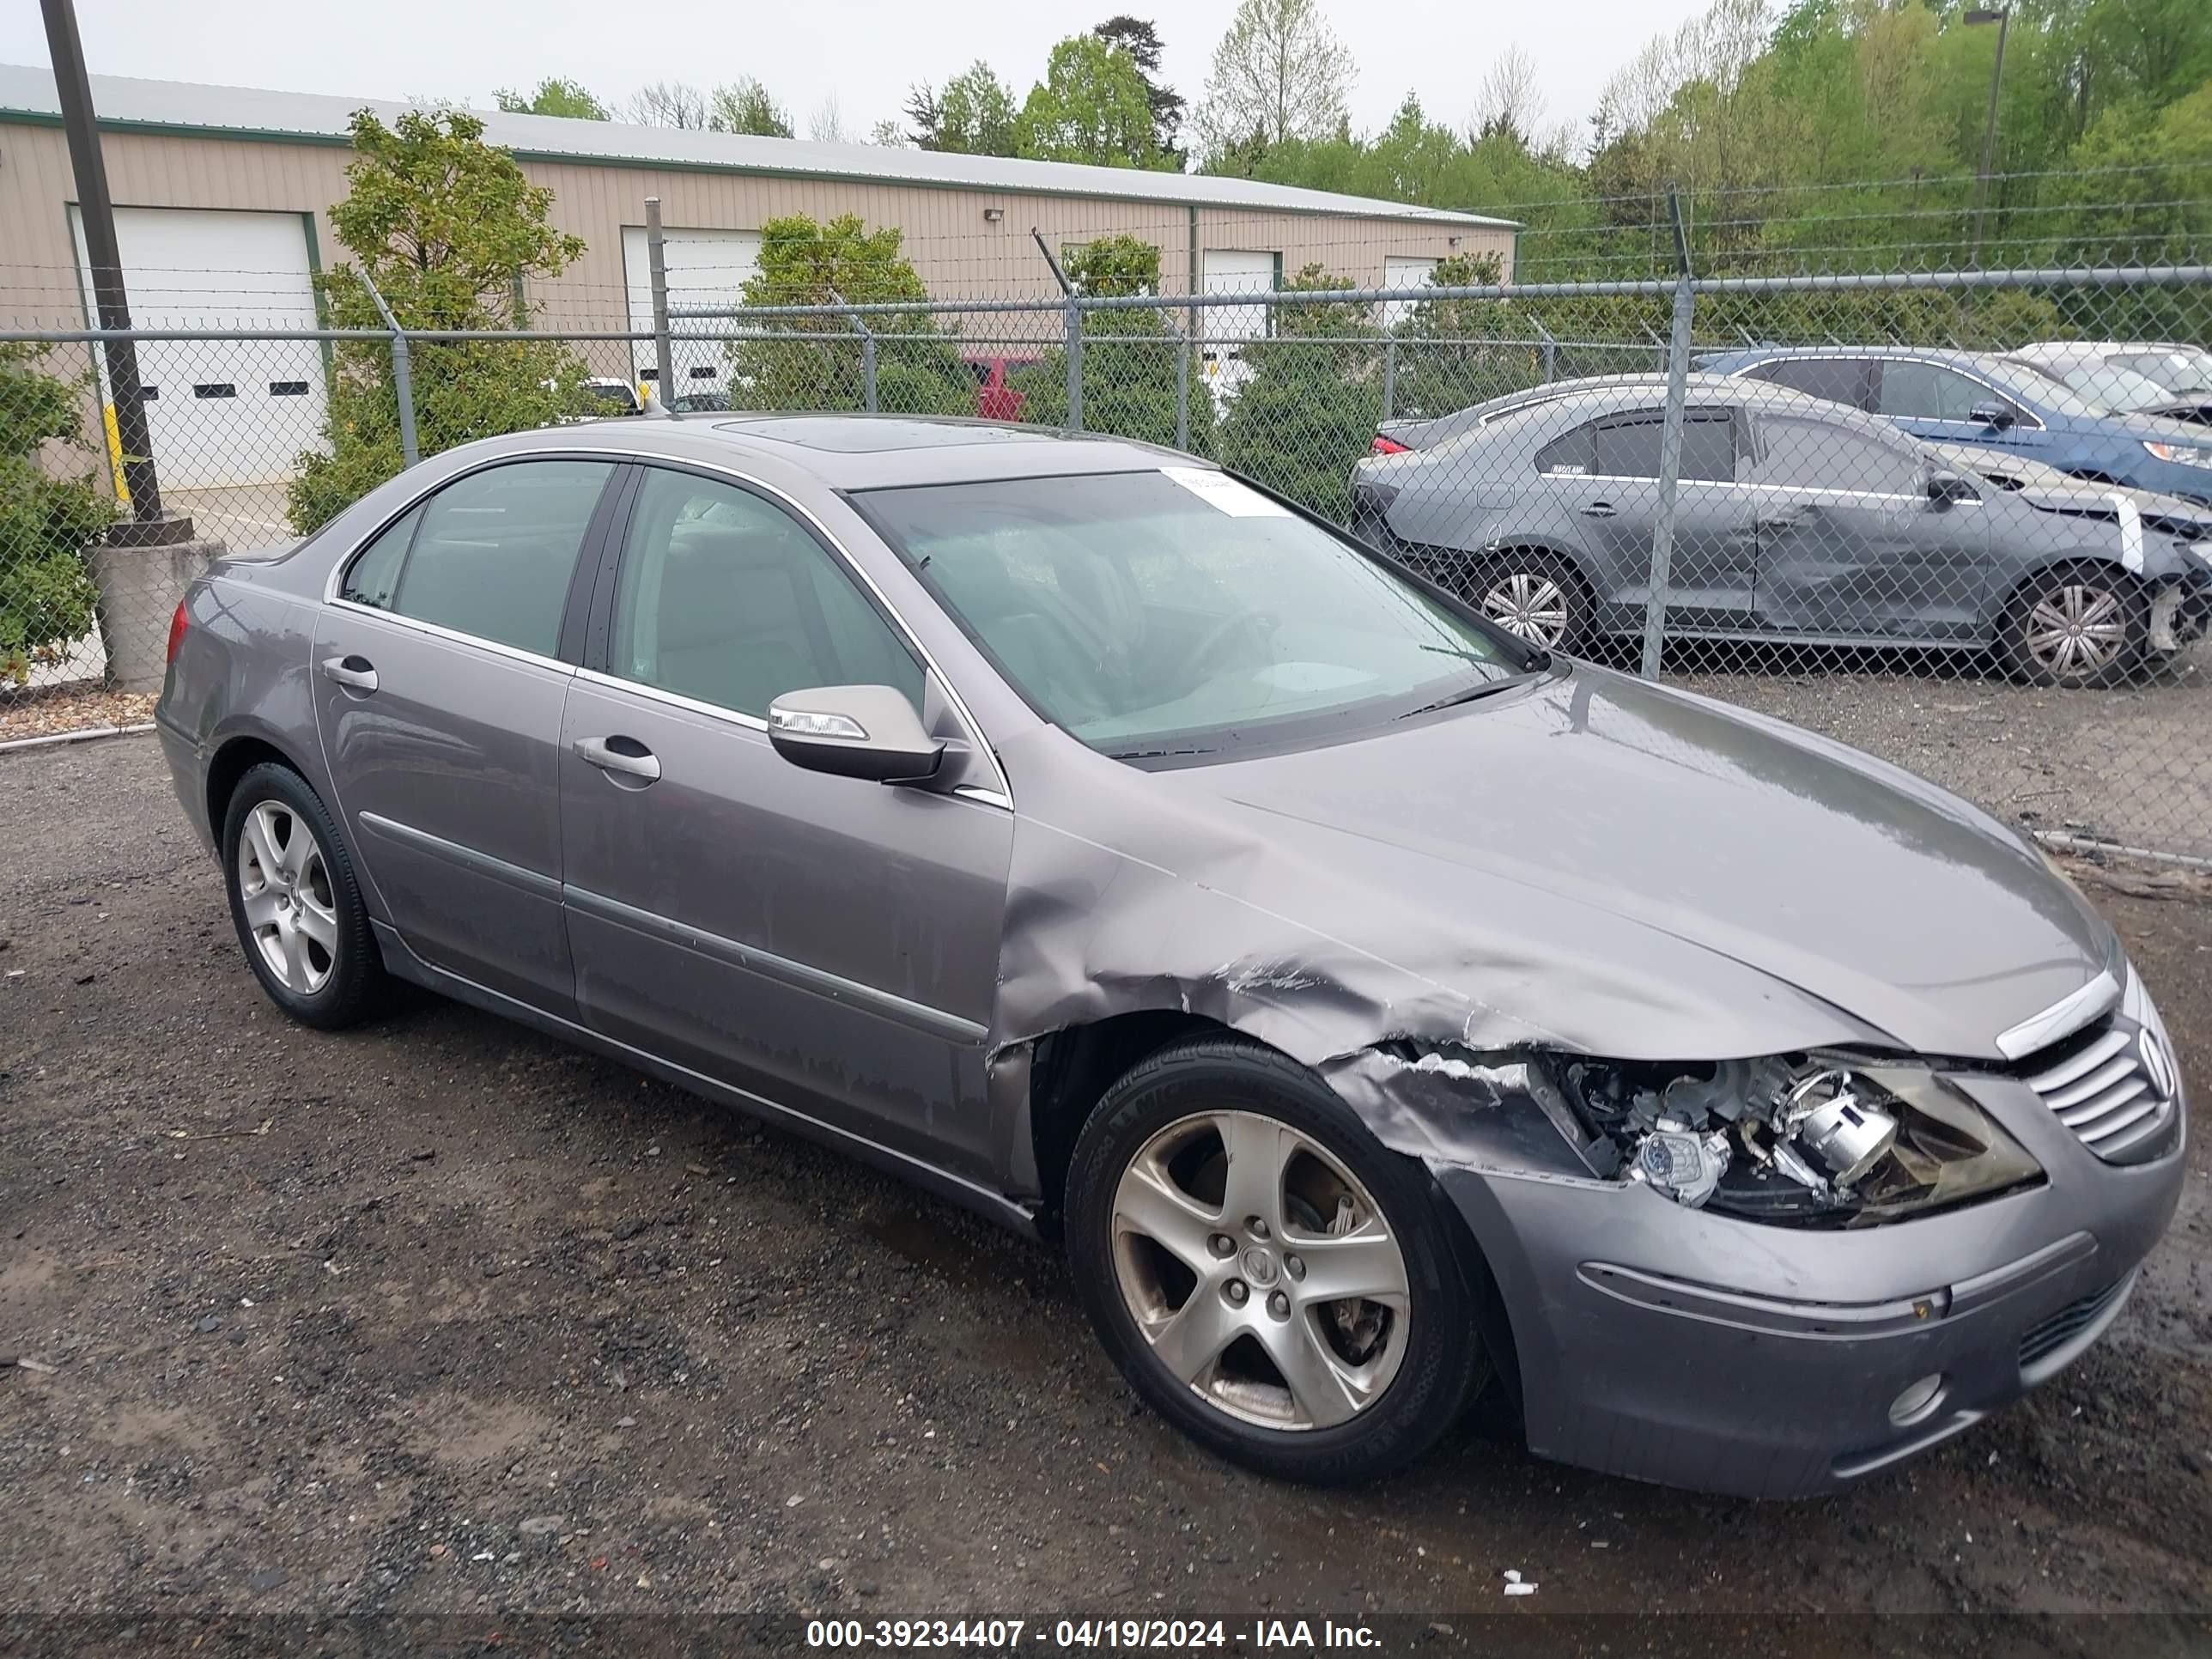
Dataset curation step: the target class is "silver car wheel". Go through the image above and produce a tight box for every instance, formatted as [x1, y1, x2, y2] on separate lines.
[2026, 582, 2130, 676]
[1480, 571, 1569, 646]
[1109, 1109, 1411, 1431]
[236, 799, 338, 996]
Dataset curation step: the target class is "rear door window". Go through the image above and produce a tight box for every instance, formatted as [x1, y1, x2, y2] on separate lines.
[374, 460, 617, 655]
[1747, 356, 1871, 410]
[1589, 410, 1738, 482]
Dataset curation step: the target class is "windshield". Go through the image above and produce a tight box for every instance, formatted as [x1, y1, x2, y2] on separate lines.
[856, 469, 1530, 759]
[2054, 362, 2184, 414]
[2116, 348, 2212, 397]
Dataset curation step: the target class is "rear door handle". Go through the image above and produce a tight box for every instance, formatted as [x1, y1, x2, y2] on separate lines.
[319, 654, 378, 693]
[1757, 507, 1814, 530]
[574, 735, 662, 783]
[1579, 501, 1618, 519]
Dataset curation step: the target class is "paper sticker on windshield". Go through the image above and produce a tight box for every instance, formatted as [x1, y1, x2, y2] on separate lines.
[1161, 466, 1291, 517]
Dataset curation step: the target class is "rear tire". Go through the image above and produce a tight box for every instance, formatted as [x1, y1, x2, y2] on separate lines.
[1998, 563, 2143, 689]
[1066, 1036, 1486, 1484]
[1455, 549, 1591, 650]
[221, 763, 385, 1030]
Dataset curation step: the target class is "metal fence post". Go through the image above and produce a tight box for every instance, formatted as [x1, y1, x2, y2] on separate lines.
[1638, 186, 1695, 682]
[359, 270, 419, 469]
[1382, 335, 1396, 421]
[1169, 317, 1190, 453]
[1534, 318, 1558, 384]
[645, 198, 675, 407]
[1065, 297, 1085, 432]
[824, 287, 876, 413]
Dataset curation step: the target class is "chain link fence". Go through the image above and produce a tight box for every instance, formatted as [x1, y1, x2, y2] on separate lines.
[5, 240, 2210, 869]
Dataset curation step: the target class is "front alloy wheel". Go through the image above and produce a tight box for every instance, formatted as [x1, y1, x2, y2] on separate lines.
[1111, 1110, 1412, 1430]
[1066, 1038, 1486, 1483]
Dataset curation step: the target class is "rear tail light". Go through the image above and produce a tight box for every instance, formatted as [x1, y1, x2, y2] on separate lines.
[1371, 435, 1411, 454]
[166, 599, 189, 665]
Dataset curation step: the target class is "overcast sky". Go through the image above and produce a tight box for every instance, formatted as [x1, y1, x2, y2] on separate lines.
[3, 0, 1713, 154]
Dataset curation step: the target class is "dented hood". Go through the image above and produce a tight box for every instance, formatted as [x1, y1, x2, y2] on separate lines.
[996, 664, 2112, 1069]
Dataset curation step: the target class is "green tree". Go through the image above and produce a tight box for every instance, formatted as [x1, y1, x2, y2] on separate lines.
[907, 63, 1021, 155]
[1015, 36, 1164, 167]
[493, 77, 610, 119]
[286, 108, 592, 534]
[710, 78, 794, 137]
[1192, 0, 1355, 166]
[1093, 16, 1188, 164]
[0, 346, 114, 684]
[1011, 234, 1215, 453]
[1389, 251, 1533, 420]
[730, 215, 974, 416]
[1217, 264, 1381, 520]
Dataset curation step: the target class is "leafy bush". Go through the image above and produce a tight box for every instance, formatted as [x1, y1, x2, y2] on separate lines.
[1216, 265, 1381, 520]
[0, 345, 114, 684]
[287, 108, 594, 535]
[729, 216, 975, 416]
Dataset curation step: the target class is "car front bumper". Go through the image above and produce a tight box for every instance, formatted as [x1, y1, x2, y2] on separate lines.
[1431, 1070, 2185, 1498]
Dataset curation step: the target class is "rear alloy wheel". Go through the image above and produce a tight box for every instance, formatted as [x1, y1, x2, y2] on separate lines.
[1464, 550, 1589, 649]
[222, 762, 385, 1029]
[2002, 565, 2143, 688]
[1066, 1038, 1486, 1483]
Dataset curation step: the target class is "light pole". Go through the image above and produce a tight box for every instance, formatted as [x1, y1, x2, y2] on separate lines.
[1966, 5, 2011, 268]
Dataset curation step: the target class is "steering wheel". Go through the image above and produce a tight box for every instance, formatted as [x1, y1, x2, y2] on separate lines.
[1177, 606, 1276, 685]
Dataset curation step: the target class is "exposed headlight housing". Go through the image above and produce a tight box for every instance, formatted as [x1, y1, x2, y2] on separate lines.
[1553, 1053, 2043, 1226]
[2142, 440, 2212, 469]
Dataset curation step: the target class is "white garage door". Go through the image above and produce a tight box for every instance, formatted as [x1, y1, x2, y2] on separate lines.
[1381, 257, 1438, 329]
[622, 226, 762, 403]
[70, 207, 325, 490]
[1202, 249, 1279, 347]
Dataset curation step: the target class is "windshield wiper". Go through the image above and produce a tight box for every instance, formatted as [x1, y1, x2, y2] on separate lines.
[1398, 670, 1540, 720]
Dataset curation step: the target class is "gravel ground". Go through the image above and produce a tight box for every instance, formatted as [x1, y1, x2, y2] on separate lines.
[3, 735, 2211, 1655]
[1674, 637, 2212, 865]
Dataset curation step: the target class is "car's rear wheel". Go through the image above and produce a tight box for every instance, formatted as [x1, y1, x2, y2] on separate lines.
[1066, 1037, 1486, 1483]
[1459, 550, 1590, 650]
[222, 763, 384, 1029]
[1999, 563, 2144, 688]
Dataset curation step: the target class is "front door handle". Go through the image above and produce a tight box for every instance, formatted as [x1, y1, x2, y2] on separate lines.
[319, 654, 378, 693]
[574, 735, 662, 783]
[1579, 501, 1618, 519]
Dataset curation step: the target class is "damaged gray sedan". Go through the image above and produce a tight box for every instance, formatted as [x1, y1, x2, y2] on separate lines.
[155, 416, 2185, 1498]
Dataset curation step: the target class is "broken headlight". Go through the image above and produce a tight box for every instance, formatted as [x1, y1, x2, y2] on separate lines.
[1556, 1054, 2041, 1226]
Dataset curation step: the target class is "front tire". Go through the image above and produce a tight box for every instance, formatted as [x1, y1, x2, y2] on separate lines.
[222, 763, 384, 1029]
[1999, 563, 2144, 688]
[1066, 1037, 1486, 1484]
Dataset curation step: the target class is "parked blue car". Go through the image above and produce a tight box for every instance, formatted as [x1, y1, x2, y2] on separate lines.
[1696, 345, 2212, 504]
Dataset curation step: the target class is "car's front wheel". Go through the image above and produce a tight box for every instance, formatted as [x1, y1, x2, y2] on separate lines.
[1066, 1037, 1486, 1483]
[1999, 563, 2145, 688]
[221, 762, 385, 1029]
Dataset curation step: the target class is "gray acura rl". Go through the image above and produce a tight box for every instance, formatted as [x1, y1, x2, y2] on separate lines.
[154, 414, 2185, 1497]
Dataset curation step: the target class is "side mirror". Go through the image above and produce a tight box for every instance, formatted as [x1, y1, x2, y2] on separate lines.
[1968, 401, 2016, 431]
[767, 685, 945, 785]
[1927, 470, 1980, 507]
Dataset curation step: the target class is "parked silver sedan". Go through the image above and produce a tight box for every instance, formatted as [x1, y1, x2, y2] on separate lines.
[155, 415, 2185, 1495]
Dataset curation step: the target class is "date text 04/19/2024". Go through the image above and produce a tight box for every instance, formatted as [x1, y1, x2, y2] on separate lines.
[804, 1618, 1384, 1649]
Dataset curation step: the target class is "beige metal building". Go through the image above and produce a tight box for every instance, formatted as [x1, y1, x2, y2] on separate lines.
[0, 64, 1514, 485]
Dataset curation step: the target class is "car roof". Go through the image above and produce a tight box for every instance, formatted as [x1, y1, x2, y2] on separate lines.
[1707, 343, 2028, 379]
[489, 412, 1188, 490]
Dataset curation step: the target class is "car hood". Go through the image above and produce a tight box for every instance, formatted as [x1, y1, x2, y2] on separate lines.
[1044, 665, 2113, 1067]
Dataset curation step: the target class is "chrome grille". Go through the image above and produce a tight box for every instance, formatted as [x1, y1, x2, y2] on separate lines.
[2018, 1016, 2175, 1162]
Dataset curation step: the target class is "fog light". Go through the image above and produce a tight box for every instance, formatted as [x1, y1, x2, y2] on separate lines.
[1889, 1372, 1947, 1426]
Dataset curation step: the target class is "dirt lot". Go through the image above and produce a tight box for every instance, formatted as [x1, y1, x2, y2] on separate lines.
[3, 735, 2210, 1656]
